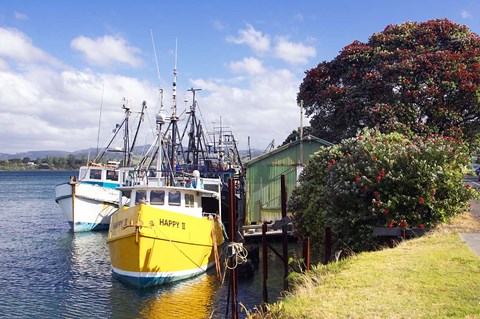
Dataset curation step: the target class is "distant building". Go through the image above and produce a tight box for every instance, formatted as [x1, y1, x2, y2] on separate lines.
[245, 135, 333, 224]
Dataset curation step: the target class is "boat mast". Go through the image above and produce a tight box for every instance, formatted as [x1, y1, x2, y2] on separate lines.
[156, 108, 166, 185]
[128, 101, 147, 167]
[93, 99, 131, 164]
[169, 41, 179, 185]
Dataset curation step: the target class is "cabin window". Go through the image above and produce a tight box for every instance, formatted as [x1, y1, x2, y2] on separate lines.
[89, 169, 102, 180]
[135, 190, 147, 204]
[185, 194, 195, 208]
[150, 190, 165, 205]
[106, 170, 118, 181]
[168, 191, 181, 206]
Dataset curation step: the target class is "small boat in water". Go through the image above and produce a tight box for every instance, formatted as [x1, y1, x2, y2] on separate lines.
[107, 105, 225, 288]
[55, 101, 147, 232]
[54, 163, 132, 232]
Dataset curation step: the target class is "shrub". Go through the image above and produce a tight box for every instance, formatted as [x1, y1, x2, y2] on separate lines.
[289, 129, 476, 252]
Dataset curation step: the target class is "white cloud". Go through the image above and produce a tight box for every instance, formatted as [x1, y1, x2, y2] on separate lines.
[273, 36, 316, 64]
[0, 25, 311, 154]
[227, 24, 316, 66]
[226, 24, 270, 53]
[14, 11, 28, 21]
[0, 28, 157, 154]
[229, 57, 265, 75]
[461, 10, 472, 19]
[71, 35, 142, 68]
[190, 67, 305, 150]
[293, 13, 304, 22]
[0, 27, 60, 65]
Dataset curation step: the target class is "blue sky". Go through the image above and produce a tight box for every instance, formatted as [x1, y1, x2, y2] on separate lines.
[1, 1, 480, 154]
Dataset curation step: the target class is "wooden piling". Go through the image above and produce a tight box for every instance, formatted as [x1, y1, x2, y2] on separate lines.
[324, 226, 332, 264]
[229, 178, 238, 319]
[262, 222, 268, 304]
[280, 175, 288, 290]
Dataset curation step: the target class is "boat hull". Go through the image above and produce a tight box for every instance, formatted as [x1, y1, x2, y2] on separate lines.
[108, 204, 224, 288]
[55, 182, 119, 232]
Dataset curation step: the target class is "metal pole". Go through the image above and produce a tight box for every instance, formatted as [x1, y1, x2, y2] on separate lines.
[262, 222, 268, 304]
[324, 226, 332, 264]
[229, 178, 238, 319]
[281, 175, 288, 290]
[302, 237, 311, 272]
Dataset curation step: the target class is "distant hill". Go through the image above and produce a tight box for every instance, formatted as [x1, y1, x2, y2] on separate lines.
[0, 150, 71, 160]
[0, 146, 265, 161]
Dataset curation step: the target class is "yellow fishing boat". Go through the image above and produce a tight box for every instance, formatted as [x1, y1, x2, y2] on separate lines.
[107, 171, 225, 288]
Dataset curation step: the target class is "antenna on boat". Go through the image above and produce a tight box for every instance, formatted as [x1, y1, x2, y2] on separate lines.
[151, 30, 165, 112]
[172, 39, 178, 117]
[150, 29, 161, 82]
[96, 83, 105, 157]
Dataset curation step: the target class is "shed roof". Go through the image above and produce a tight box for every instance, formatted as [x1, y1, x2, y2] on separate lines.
[245, 135, 334, 166]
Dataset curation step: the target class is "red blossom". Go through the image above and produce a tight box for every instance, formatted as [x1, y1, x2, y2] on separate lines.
[383, 209, 389, 214]
[418, 224, 424, 229]
[388, 219, 395, 228]
[376, 175, 382, 181]
[399, 220, 408, 228]
[419, 197, 425, 203]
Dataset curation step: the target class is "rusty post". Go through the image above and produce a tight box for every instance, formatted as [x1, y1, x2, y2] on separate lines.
[229, 178, 238, 319]
[302, 237, 311, 272]
[280, 175, 288, 291]
[262, 222, 268, 304]
[324, 226, 332, 264]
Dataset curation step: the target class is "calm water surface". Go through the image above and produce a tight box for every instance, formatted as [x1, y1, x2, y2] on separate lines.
[0, 170, 294, 319]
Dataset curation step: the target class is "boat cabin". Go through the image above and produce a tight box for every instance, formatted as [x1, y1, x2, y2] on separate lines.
[119, 180, 221, 220]
[78, 165, 132, 189]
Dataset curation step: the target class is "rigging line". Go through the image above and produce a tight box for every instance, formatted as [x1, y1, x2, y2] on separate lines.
[96, 83, 105, 157]
[150, 29, 161, 81]
[196, 101, 214, 145]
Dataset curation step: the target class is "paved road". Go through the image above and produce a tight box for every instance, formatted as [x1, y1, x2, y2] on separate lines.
[465, 175, 480, 189]
[460, 194, 480, 257]
[460, 233, 480, 257]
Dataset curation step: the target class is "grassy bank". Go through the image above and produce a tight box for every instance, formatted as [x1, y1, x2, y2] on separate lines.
[249, 211, 480, 318]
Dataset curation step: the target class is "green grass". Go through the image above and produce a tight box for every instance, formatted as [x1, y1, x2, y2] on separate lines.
[249, 212, 480, 319]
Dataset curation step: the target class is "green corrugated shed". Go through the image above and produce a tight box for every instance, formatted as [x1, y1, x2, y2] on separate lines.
[245, 135, 333, 223]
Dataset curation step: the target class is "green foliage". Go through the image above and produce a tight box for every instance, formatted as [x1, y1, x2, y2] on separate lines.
[298, 19, 480, 148]
[289, 129, 476, 252]
[0, 156, 85, 170]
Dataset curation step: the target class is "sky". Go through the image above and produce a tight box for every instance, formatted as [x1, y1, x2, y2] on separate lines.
[1, 1, 480, 155]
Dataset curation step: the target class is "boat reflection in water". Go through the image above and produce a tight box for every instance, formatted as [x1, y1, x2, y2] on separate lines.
[138, 274, 219, 319]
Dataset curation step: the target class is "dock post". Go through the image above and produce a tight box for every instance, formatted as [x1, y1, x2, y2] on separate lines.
[229, 178, 238, 319]
[262, 222, 268, 304]
[281, 175, 288, 290]
[302, 237, 311, 272]
[324, 226, 332, 264]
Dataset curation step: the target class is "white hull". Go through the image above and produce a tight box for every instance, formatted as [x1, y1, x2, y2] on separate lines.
[55, 182, 120, 232]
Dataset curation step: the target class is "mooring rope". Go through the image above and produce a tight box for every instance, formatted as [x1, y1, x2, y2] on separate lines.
[223, 242, 248, 270]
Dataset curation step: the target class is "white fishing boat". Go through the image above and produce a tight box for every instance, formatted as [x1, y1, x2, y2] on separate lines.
[55, 101, 147, 232]
[55, 163, 132, 232]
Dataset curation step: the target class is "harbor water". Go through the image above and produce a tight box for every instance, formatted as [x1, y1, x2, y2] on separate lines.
[0, 170, 297, 319]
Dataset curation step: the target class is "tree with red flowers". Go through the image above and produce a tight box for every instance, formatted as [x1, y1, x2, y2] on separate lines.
[289, 129, 476, 252]
[298, 19, 480, 146]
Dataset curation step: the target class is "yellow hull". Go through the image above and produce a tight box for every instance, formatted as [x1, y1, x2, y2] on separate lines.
[107, 204, 224, 288]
